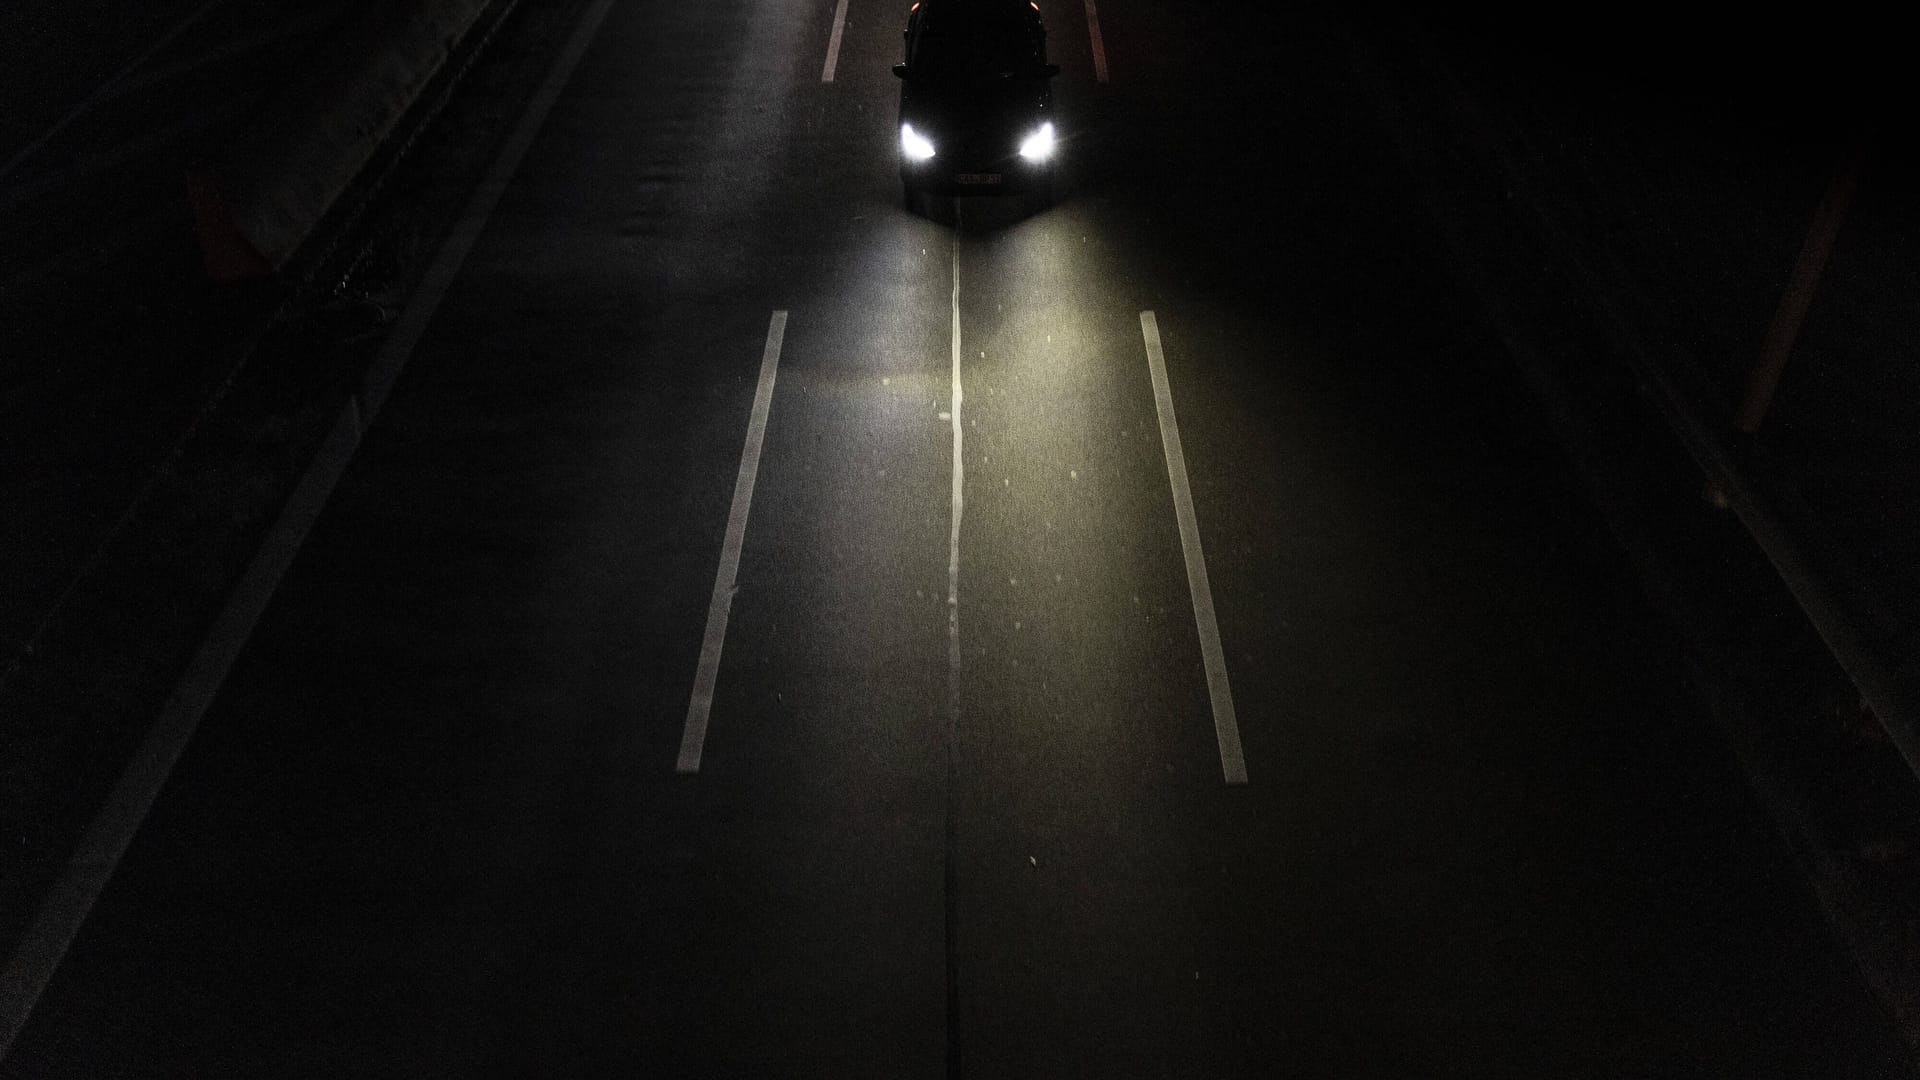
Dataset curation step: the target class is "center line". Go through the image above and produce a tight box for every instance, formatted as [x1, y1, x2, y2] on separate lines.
[1082, 0, 1109, 83]
[1140, 312, 1247, 785]
[821, 0, 852, 81]
[948, 234, 964, 698]
[677, 310, 787, 774]
[944, 213, 965, 1078]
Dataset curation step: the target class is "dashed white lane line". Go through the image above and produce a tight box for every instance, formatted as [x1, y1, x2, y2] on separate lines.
[677, 311, 788, 774]
[821, 0, 852, 82]
[1082, 0, 1109, 83]
[1140, 312, 1247, 785]
[0, 0, 620, 1060]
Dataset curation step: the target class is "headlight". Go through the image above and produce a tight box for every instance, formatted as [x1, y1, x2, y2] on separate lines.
[900, 123, 936, 162]
[1017, 122, 1055, 162]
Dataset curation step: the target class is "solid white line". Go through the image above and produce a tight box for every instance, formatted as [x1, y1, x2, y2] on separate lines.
[948, 221, 965, 713]
[943, 215, 965, 1067]
[1082, 0, 1109, 83]
[677, 312, 788, 774]
[821, 0, 852, 82]
[0, 0, 619, 1060]
[1140, 312, 1247, 785]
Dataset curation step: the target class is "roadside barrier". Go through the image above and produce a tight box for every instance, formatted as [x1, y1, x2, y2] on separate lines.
[189, 0, 494, 279]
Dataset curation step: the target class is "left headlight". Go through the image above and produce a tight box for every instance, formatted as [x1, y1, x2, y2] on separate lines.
[901, 123, 936, 162]
[1017, 122, 1055, 162]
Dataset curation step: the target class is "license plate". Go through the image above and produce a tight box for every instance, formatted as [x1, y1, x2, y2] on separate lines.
[956, 173, 1003, 185]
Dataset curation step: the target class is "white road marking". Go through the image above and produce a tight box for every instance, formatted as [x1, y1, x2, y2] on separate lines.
[948, 222, 965, 711]
[677, 311, 788, 774]
[1140, 312, 1247, 785]
[0, 0, 620, 1060]
[943, 204, 966, 1079]
[821, 0, 852, 82]
[1082, 0, 1109, 83]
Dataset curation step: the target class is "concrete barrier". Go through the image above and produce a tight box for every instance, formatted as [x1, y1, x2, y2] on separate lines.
[191, 0, 495, 279]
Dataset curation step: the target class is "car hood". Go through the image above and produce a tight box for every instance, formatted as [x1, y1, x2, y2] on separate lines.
[902, 79, 1048, 144]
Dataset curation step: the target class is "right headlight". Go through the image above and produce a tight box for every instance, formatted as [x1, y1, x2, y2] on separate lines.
[1017, 122, 1055, 162]
[900, 123, 936, 162]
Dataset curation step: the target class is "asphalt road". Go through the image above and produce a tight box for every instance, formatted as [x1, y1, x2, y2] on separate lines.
[5, 0, 1912, 1075]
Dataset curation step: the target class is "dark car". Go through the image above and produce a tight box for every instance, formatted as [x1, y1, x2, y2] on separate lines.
[893, 0, 1060, 204]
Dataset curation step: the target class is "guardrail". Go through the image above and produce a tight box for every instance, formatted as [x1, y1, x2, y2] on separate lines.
[189, 0, 496, 278]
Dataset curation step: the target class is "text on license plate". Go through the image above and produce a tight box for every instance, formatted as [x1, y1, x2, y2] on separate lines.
[956, 173, 1003, 185]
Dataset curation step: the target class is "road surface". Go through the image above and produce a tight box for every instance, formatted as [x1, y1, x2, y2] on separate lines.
[4, 0, 1910, 1075]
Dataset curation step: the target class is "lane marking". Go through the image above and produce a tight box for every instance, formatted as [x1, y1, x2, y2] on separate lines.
[821, 0, 852, 82]
[944, 204, 966, 1080]
[948, 227, 964, 719]
[0, 0, 619, 1060]
[1082, 0, 1109, 83]
[677, 311, 788, 773]
[1140, 312, 1247, 785]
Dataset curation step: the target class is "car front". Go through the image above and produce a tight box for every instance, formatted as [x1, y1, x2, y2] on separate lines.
[896, 4, 1058, 197]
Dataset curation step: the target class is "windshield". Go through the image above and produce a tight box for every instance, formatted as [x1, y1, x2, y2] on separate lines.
[911, 22, 1044, 80]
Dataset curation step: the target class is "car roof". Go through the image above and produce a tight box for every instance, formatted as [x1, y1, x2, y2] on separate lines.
[914, 0, 1042, 28]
